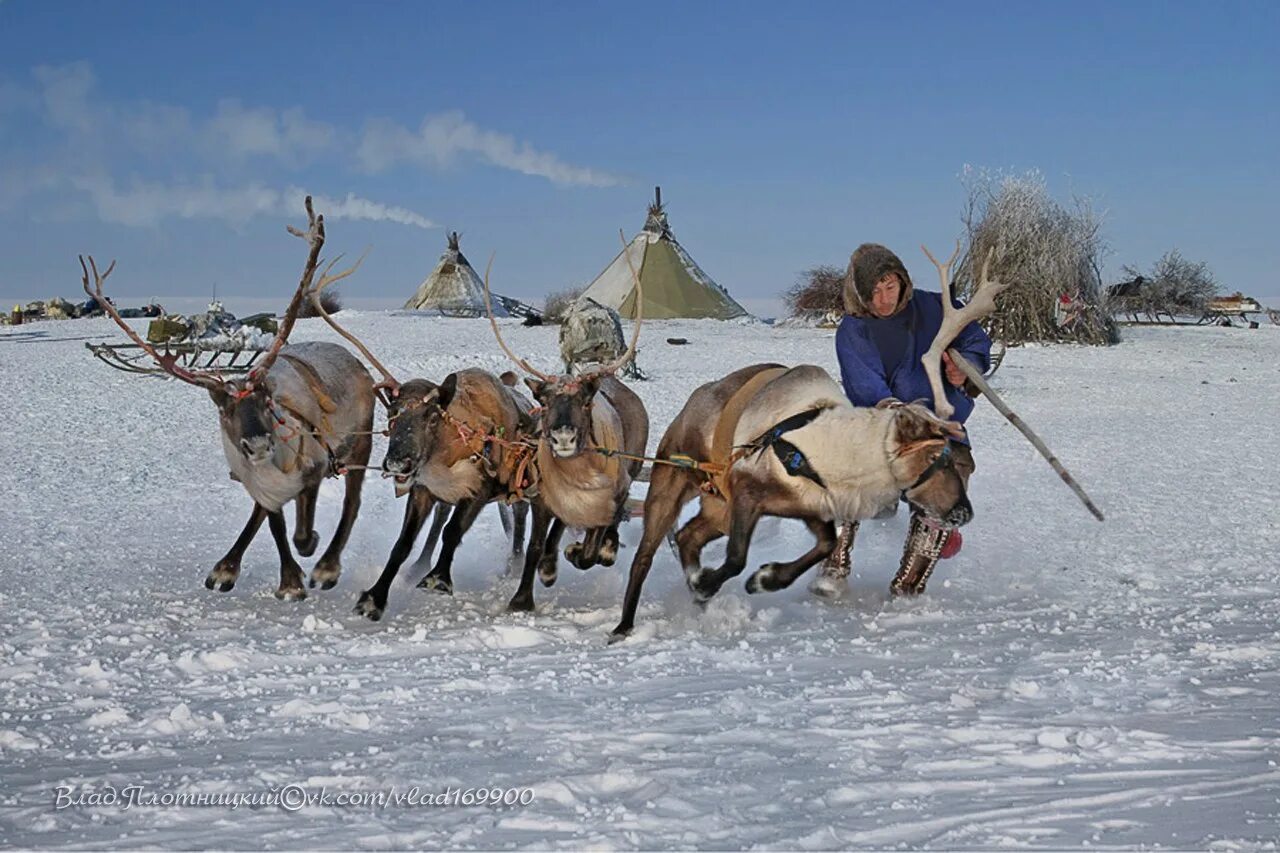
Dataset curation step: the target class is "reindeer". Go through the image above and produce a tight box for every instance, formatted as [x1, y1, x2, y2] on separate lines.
[482, 257, 649, 613]
[82, 197, 376, 599]
[608, 245, 1021, 639]
[298, 278, 536, 621]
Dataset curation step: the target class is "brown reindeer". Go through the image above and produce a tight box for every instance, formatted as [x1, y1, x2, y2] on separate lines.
[299, 278, 536, 621]
[82, 197, 375, 599]
[481, 257, 649, 613]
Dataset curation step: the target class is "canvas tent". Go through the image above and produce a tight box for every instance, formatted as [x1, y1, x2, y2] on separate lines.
[577, 189, 750, 320]
[404, 232, 509, 317]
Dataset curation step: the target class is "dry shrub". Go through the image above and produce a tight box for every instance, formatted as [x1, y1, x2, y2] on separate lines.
[1119, 250, 1219, 320]
[955, 168, 1117, 345]
[784, 265, 845, 318]
[543, 285, 585, 325]
[299, 287, 342, 318]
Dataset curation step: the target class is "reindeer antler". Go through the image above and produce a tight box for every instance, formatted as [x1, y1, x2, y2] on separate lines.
[481, 253, 556, 382]
[80, 255, 226, 391]
[920, 242, 1009, 418]
[246, 195, 328, 388]
[583, 229, 645, 379]
[305, 248, 400, 394]
[919, 240, 1103, 521]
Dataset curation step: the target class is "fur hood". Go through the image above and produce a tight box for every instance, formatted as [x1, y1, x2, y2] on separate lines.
[842, 243, 914, 318]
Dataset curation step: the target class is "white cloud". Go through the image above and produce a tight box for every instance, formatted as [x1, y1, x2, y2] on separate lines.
[208, 99, 335, 164]
[71, 175, 434, 230]
[358, 110, 622, 187]
[32, 62, 98, 135]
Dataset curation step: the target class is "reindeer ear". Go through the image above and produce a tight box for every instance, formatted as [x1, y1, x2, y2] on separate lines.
[438, 373, 459, 409]
[207, 384, 231, 409]
[524, 377, 547, 401]
[893, 407, 932, 444]
[500, 370, 518, 388]
[579, 374, 602, 398]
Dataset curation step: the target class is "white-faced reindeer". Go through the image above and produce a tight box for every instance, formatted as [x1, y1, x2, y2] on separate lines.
[300, 282, 535, 621]
[82, 197, 376, 599]
[482, 259, 649, 613]
[611, 243, 1103, 639]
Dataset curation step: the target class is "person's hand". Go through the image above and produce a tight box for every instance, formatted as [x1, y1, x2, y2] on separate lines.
[942, 352, 966, 387]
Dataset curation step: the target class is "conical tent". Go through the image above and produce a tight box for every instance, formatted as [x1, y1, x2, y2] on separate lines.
[404, 232, 509, 317]
[577, 190, 750, 320]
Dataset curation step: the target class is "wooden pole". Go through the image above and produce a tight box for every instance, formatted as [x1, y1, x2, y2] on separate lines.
[949, 348, 1105, 522]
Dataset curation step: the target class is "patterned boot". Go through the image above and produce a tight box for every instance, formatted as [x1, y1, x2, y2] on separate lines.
[809, 521, 859, 599]
[890, 514, 952, 597]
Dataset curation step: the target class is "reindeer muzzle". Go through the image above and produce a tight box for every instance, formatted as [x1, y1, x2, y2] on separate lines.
[239, 436, 273, 465]
[549, 427, 580, 458]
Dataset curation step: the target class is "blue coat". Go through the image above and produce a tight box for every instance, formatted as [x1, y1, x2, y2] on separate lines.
[835, 291, 992, 424]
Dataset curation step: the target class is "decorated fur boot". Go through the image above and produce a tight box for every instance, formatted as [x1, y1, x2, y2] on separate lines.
[809, 521, 859, 599]
[889, 513, 954, 597]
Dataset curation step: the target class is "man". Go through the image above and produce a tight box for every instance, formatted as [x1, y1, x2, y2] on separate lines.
[810, 243, 992, 599]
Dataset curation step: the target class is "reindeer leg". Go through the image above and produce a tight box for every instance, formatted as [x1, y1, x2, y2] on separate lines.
[412, 503, 451, 574]
[688, 489, 762, 603]
[539, 519, 565, 586]
[293, 484, 320, 557]
[509, 503, 552, 612]
[497, 502, 513, 536]
[595, 498, 631, 568]
[569, 526, 608, 570]
[676, 508, 724, 581]
[355, 486, 434, 621]
[206, 503, 268, 592]
[507, 501, 529, 577]
[309, 469, 365, 590]
[267, 509, 307, 600]
[746, 518, 837, 594]
[419, 492, 490, 596]
[610, 470, 699, 641]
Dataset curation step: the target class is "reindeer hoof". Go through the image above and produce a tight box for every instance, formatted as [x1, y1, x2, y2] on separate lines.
[745, 565, 777, 594]
[204, 565, 238, 593]
[275, 585, 307, 602]
[607, 625, 632, 644]
[507, 595, 534, 613]
[687, 570, 719, 604]
[294, 531, 320, 558]
[538, 561, 558, 588]
[417, 574, 453, 596]
[598, 538, 619, 567]
[354, 591, 385, 621]
[309, 561, 341, 590]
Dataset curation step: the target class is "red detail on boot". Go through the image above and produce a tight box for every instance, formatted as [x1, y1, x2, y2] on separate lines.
[940, 529, 963, 560]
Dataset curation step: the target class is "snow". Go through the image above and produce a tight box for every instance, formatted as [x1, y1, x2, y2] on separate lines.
[1, 315, 1278, 848]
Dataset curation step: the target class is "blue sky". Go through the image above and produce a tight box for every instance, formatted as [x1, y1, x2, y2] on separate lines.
[1, 0, 1276, 314]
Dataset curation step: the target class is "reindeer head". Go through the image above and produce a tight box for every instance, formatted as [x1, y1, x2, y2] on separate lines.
[889, 404, 973, 527]
[482, 231, 643, 460]
[79, 197, 337, 471]
[524, 374, 601, 459]
[203, 379, 291, 466]
[380, 376, 455, 491]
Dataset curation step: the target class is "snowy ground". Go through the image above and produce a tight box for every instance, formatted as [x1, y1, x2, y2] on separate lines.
[1, 314, 1277, 849]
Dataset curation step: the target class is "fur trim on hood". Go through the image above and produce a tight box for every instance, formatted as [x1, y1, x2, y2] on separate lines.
[842, 243, 914, 318]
